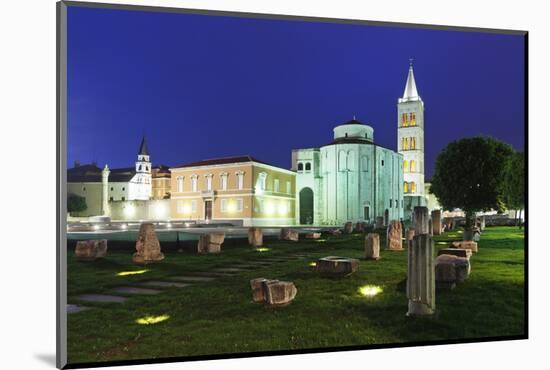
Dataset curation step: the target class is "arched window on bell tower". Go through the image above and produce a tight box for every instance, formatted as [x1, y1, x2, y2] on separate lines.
[403, 182, 409, 193]
[403, 160, 409, 172]
[410, 160, 416, 172]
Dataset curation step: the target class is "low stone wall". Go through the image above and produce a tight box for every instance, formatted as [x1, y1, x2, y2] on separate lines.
[109, 199, 171, 221]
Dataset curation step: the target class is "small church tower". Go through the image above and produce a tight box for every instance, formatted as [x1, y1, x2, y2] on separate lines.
[128, 136, 152, 200]
[398, 61, 425, 198]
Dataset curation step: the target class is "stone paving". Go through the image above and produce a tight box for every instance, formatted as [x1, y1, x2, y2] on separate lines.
[112, 286, 162, 295]
[68, 253, 315, 313]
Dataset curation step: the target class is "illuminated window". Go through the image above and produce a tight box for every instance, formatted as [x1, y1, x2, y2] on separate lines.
[297, 163, 303, 171]
[403, 182, 409, 193]
[259, 172, 267, 190]
[410, 160, 416, 172]
[220, 174, 228, 190]
[176, 176, 184, 192]
[411, 182, 416, 193]
[191, 176, 198, 192]
[410, 137, 416, 150]
[236, 172, 244, 190]
[286, 180, 291, 194]
[274, 178, 280, 193]
[403, 160, 409, 172]
[176, 200, 185, 213]
[305, 162, 311, 171]
[402, 113, 409, 127]
[410, 112, 416, 126]
[205, 175, 212, 191]
[402, 138, 409, 150]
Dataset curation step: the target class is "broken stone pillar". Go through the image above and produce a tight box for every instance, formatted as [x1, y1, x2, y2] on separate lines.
[133, 223, 164, 264]
[365, 233, 381, 260]
[435, 254, 470, 289]
[406, 234, 435, 316]
[354, 222, 366, 233]
[450, 240, 478, 253]
[305, 232, 321, 239]
[375, 216, 384, 229]
[432, 210, 442, 235]
[316, 256, 359, 277]
[248, 227, 263, 247]
[197, 233, 225, 254]
[279, 228, 299, 241]
[480, 216, 486, 231]
[75, 239, 108, 261]
[428, 219, 433, 236]
[413, 206, 430, 235]
[343, 222, 353, 234]
[250, 278, 297, 306]
[386, 220, 403, 251]
[437, 248, 472, 259]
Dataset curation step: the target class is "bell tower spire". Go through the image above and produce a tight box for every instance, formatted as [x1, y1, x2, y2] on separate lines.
[397, 61, 425, 213]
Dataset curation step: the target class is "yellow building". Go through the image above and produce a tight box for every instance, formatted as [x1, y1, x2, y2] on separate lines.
[152, 165, 171, 200]
[170, 156, 296, 226]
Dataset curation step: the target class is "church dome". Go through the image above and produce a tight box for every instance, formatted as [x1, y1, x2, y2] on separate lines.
[333, 118, 374, 143]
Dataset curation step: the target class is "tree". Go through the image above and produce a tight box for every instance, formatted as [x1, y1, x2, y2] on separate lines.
[501, 151, 525, 226]
[68, 193, 87, 213]
[430, 136, 514, 233]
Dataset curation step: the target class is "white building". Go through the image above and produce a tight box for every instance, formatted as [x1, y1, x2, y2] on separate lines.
[292, 118, 404, 226]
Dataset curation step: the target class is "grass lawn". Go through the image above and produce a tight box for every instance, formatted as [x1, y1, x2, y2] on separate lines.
[66, 226, 525, 365]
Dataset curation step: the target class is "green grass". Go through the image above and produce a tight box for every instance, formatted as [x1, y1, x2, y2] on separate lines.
[66, 226, 525, 364]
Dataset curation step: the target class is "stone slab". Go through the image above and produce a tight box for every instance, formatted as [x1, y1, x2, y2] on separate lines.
[67, 304, 90, 314]
[112, 286, 162, 295]
[187, 271, 234, 277]
[210, 267, 248, 273]
[167, 276, 216, 282]
[76, 294, 127, 303]
[140, 281, 192, 288]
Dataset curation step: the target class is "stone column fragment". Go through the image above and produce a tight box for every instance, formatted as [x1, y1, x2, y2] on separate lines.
[407, 234, 436, 316]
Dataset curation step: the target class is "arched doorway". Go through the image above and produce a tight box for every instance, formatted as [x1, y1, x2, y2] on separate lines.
[299, 187, 314, 225]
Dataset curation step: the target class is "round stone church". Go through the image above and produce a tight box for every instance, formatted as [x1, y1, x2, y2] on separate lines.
[292, 118, 404, 225]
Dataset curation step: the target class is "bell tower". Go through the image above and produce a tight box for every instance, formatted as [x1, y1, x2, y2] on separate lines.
[128, 136, 152, 200]
[397, 61, 425, 198]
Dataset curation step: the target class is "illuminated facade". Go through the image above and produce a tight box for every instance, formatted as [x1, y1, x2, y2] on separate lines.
[169, 156, 296, 226]
[292, 118, 404, 225]
[398, 63, 428, 218]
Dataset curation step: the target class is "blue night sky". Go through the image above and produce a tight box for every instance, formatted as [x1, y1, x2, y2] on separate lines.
[67, 6, 525, 179]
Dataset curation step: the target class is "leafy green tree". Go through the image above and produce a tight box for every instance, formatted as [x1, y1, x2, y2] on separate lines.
[501, 151, 525, 226]
[430, 136, 514, 232]
[68, 193, 87, 213]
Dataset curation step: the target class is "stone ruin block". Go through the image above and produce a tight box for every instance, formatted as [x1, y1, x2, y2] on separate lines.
[316, 256, 359, 277]
[305, 232, 322, 239]
[364, 233, 381, 260]
[406, 226, 415, 242]
[450, 240, 478, 253]
[413, 206, 430, 235]
[197, 233, 225, 254]
[375, 216, 385, 229]
[75, 239, 108, 261]
[407, 233, 435, 316]
[435, 254, 470, 289]
[248, 227, 263, 247]
[279, 228, 299, 241]
[133, 223, 164, 264]
[432, 210, 442, 235]
[343, 222, 353, 234]
[437, 248, 472, 259]
[250, 278, 297, 306]
[386, 220, 403, 251]
[354, 222, 367, 233]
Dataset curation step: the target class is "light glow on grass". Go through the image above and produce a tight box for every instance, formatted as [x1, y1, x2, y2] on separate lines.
[309, 262, 317, 267]
[436, 242, 448, 245]
[256, 248, 270, 252]
[136, 314, 170, 325]
[315, 239, 327, 243]
[116, 269, 149, 277]
[359, 285, 383, 297]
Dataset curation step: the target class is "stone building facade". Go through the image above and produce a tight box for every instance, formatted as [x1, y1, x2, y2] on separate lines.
[292, 118, 404, 226]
